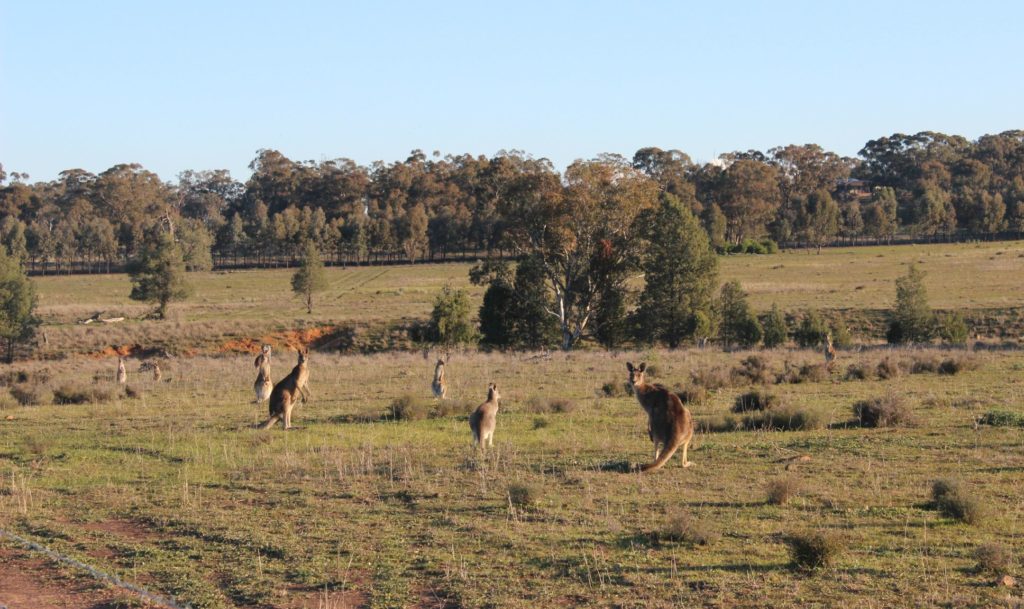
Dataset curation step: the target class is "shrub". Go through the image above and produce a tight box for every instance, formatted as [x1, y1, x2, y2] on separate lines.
[432, 399, 472, 418]
[875, 357, 902, 380]
[931, 479, 988, 525]
[939, 312, 969, 345]
[507, 483, 541, 509]
[777, 362, 828, 384]
[974, 543, 1016, 576]
[663, 511, 718, 546]
[844, 362, 870, 381]
[785, 530, 844, 571]
[674, 386, 707, 405]
[732, 390, 779, 413]
[853, 394, 913, 428]
[690, 367, 732, 391]
[762, 304, 788, 348]
[938, 356, 976, 375]
[548, 398, 576, 414]
[600, 380, 626, 397]
[910, 355, 940, 374]
[830, 322, 854, 349]
[388, 394, 430, 421]
[697, 415, 740, 433]
[531, 417, 549, 430]
[794, 311, 829, 348]
[979, 410, 1024, 428]
[766, 476, 801, 505]
[742, 406, 823, 431]
[732, 354, 773, 385]
[123, 385, 143, 399]
[10, 384, 52, 406]
[887, 265, 935, 344]
[53, 384, 114, 405]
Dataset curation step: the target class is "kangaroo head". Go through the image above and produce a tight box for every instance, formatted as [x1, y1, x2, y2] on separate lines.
[262, 344, 272, 357]
[626, 361, 647, 385]
[435, 358, 445, 369]
[487, 383, 500, 401]
[297, 349, 308, 365]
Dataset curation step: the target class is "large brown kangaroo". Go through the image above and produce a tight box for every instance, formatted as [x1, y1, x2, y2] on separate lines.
[259, 349, 310, 430]
[824, 333, 837, 372]
[469, 383, 500, 449]
[627, 362, 695, 472]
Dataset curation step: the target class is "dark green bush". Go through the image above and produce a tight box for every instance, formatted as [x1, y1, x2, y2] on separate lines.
[732, 390, 779, 413]
[853, 394, 913, 428]
[785, 530, 844, 571]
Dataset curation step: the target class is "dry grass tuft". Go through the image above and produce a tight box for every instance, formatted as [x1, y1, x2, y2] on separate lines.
[53, 383, 114, 405]
[974, 543, 1016, 576]
[10, 384, 53, 406]
[876, 357, 903, 380]
[785, 530, 845, 571]
[507, 482, 542, 510]
[732, 354, 774, 385]
[387, 394, 430, 421]
[931, 479, 988, 525]
[766, 476, 801, 505]
[742, 406, 823, 431]
[853, 393, 914, 428]
[690, 366, 733, 391]
[732, 390, 779, 413]
[662, 510, 718, 546]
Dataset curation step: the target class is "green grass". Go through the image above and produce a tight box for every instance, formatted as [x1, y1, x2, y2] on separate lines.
[1, 347, 1023, 608]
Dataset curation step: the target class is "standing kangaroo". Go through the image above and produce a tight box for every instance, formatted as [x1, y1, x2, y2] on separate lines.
[253, 345, 273, 404]
[258, 349, 310, 430]
[469, 383, 500, 448]
[431, 358, 448, 399]
[627, 362, 694, 472]
[116, 358, 127, 385]
[824, 333, 837, 372]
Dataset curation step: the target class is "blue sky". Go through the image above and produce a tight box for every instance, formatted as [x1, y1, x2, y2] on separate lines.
[2, 1, 1022, 183]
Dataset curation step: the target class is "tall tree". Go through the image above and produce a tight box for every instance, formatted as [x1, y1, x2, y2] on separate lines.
[887, 264, 935, 344]
[0, 247, 39, 362]
[127, 230, 192, 319]
[500, 155, 658, 349]
[634, 194, 719, 347]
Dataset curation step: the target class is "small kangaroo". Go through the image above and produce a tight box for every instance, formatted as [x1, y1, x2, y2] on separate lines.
[258, 349, 310, 430]
[431, 358, 448, 399]
[139, 361, 162, 382]
[116, 357, 127, 385]
[824, 333, 837, 372]
[627, 362, 695, 472]
[469, 383, 500, 449]
[253, 344, 273, 404]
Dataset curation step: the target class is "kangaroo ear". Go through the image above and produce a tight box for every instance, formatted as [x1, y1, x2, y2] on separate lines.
[638, 362, 647, 372]
[626, 362, 634, 372]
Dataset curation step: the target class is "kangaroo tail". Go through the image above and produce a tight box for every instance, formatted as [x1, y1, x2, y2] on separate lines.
[257, 415, 279, 430]
[640, 437, 682, 472]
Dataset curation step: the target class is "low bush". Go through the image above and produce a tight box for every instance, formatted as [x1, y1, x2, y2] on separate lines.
[432, 399, 472, 418]
[742, 406, 823, 431]
[939, 312, 969, 345]
[674, 386, 707, 405]
[600, 380, 626, 397]
[388, 394, 430, 421]
[53, 383, 115, 405]
[931, 479, 988, 525]
[785, 530, 844, 571]
[732, 390, 779, 413]
[663, 511, 718, 546]
[732, 354, 773, 385]
[910, 355, 940, 374]
[123, 385, 143, 399]
[853, 394, 913, 428]
[531, 417, 549, 430]
[507, 483, 542, 510]
[690, 367, 732, 391]
[777, 362, 828, 384]
[978, 410, 1024, 428]
[844, 362, 870, 381]
[937, 356, 977, 375]
[766, 476, 801, 505]
[523, 396, 577, 414]
[697, 415, 740, 433]
[974, 542, 1016, 576]
[10, 384, 52, 406]
[875, 357, 903, 380]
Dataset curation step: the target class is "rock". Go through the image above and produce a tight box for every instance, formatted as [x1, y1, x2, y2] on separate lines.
[997, 575, 1016, 588]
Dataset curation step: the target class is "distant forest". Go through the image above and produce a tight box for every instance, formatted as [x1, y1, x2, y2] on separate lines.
[1, 130, 1022, 273]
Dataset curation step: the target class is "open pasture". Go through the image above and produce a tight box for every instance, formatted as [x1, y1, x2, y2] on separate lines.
[30, 241, 1024, 358]
[1, 347, 1023, 608]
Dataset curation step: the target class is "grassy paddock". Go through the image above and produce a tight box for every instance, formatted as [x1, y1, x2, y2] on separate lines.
[1, 347, 1022, 608]
[29, 241, 1024, 358]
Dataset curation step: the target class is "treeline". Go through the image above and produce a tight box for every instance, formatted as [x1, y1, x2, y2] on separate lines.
[1, 130, 1023, 273]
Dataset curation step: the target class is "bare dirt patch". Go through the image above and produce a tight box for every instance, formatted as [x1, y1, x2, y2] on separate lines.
[0, 546, 153, 609]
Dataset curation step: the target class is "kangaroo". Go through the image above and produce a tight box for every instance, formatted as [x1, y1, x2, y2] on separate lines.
[431, 358, 448, 399]
[824, 333, 837, 372]
[469, 383, 500, 448]
[253, 345, 273, 404]
[139, 361, 162, 382]
[116, 358, 127, 385]
[627, 362, 695, 472]
[258, 349, 310, 430]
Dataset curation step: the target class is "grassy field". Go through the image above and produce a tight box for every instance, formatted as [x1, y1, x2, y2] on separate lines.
[2, 241, 1023, 608]
[29, 240, 1024, 359]
[1, 347, 1023, 608]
